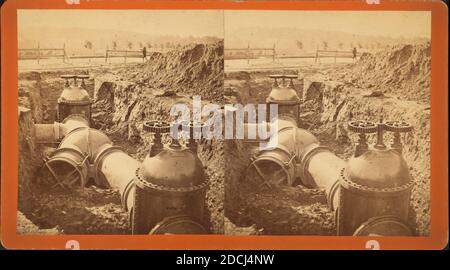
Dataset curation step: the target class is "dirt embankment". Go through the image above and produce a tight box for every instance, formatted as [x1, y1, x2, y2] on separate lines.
[113, 42, 224, 102]
[224, 44, 430, 236]
[331, 43, 431, 103]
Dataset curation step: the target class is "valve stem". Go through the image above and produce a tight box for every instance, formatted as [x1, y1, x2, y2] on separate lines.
[374, 118, 386, 150]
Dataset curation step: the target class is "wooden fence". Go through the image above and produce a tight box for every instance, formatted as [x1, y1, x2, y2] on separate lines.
[105, 49, 144, 63]
[225, 44, 276, 63]
[18, 44, 67, 64]
[18, 45, 145, 64]
[225, 46, 363, 63]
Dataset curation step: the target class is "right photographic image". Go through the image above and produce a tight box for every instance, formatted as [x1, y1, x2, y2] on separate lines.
[223, 10, 431, 237]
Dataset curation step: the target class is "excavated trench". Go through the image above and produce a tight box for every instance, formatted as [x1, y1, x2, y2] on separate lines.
[224, 61, 430, 236]
[17, 43, 430, 237]
[18, 69, 226, 234]
[17, 43, 225, 234]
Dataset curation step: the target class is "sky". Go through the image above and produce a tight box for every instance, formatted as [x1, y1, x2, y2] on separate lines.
[18, 10, 224, 38]
[225, 11, 431, 38]
[18, 10, 431, 39]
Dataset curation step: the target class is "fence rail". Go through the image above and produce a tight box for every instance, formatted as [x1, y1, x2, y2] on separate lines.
[225, 44, 276, 63]
[225, 46, 363, 63]
[18, 45, 146, 64]
[18, 44, 67, 64]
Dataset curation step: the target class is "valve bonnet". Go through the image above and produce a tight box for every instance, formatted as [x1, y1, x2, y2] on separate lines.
[345, 149, 411, 189]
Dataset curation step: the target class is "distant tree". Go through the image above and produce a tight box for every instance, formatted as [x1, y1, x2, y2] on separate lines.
[296, 40, 303, 50]
[322, 41, 328, 50]
[338, 42, 343, 50]
[139, 42, 144, 49]
[357, 43, 363, 49]
[112, 41, 118, 50]
[84, 40, 93, 50]
[146, 42, 152, 48]
[127, 42, 133, 50]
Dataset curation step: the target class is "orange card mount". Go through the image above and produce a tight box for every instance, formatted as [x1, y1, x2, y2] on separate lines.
[1, 0, 448, 250]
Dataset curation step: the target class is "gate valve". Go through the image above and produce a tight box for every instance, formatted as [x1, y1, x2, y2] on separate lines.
[61, 74, 75, 87]
[77, 74, 90, 89]
[181, 120, 205, 153]
[348, 120, 377, 157]
[384, 120, 413, 154]
[269, 74, 283, 87]
[144, 120, 171, 157]
[284, 74, 298, 88]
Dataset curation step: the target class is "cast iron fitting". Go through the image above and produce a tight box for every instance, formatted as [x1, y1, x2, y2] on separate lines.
[132, 140, 208, 234]
[247, 122, 319, 187]
[144, 120, 171, 157]
[35, 122, 64, 143]
[249, 145, 296, 187]
[92, 145, 124, 188]
[58, 127, 113, 164]
[93, 144, 139, 213]
[42, 147, 89, 188]
[57, 75, 92, 124]
[34, 115, 89, 144]
[298, 144, 333, 188]
[149, 215, 208, 235]
[352, 215, 413, 236]
[61, 114, 90, 130]
[347, 120, 377, 157]
[266, 75, 301, 124]
[297, 143, 345, 211]
[384, 121, 413, 154]
[181, 121, 206, 153]
[337, 149, 414, 236]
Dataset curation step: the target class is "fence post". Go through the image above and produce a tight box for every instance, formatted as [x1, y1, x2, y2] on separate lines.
[247, 43, 250, 65]
[62, 43, 66, 63]
[315, 49, 318, 63]
[273, 43, 276, 62]
[105, 46, 108, 63]
[37, 42, 40, 64]
[124, 50, 127, 63]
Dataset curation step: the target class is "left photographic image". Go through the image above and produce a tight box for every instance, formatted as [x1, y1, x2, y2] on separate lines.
[17, 9, 225, 235]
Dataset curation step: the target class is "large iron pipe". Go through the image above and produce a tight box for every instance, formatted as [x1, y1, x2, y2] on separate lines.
[299, 143, 346, 211]
[94, 145, 140, 213]
[43, 125, 140, 214]
[248, 117, 345, 210]
[248, 118, 318, 186]
[35, 115, 89, 143]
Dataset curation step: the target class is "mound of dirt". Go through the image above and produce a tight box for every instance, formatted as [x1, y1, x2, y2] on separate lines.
[116, 42, 224, 102]
[350, 43, 430, 102]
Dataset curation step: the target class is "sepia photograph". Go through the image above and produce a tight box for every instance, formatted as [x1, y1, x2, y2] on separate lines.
[17, 9, 225, 235]
[12, 5, 439, 242]
[223, 11, 431, 236]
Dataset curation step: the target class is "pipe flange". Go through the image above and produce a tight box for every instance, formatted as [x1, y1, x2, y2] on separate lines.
[348, 120, 377, 134]
[340, 168, 414, 195]
[135, 168, 208, 193]
[353, 215, 413, 236]
[326, 179, 340, 212]
[61, 114, 89, 125]
[384, 121, 413, 133]
[149, 215, 208, 235]
[143, 120, 171, 134]
[121, 180, 135, 212]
